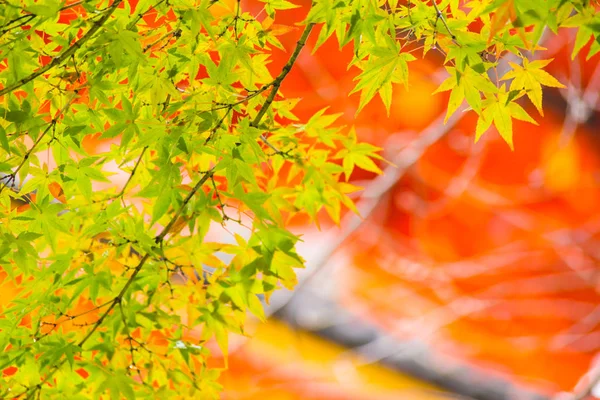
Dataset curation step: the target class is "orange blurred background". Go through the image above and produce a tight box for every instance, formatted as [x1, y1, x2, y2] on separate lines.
[216, 1, 600, 399]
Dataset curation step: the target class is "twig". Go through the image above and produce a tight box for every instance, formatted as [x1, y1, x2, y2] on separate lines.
[217, 0, 248, 41]
[251, 23, 313, 128]
[118, 300, 146, 385]
[0, 1, 85, 38]
[155, 168, 215, 243]
[0, 14, 36, 37]
[32, 299, 114, 342]
[250, 23, 314, 155]
[259, 134, 284, 154]
[209, 84, 271, 112]
[203, 108, 231, 144]
[431, 0, 458, 44]
[117, 146, 148, 199]
[208, 22, 314, 142]
[142, 28, 181, 53]
[127, 0, 167, 29]
[211, 175, 240, 223]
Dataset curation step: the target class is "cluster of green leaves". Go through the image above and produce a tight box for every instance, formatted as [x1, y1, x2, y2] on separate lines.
[0, 0, 374, 398]
[0, 0, 598, 398]
[305, 0, 597, 148]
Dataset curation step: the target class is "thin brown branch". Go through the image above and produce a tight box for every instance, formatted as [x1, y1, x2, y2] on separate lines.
[208, 22, 314, 145]
[142, 27, 181, 53]
[209, 84, 270, 112]
[251, 23, 314, 129]
[248, 23, 314, 158]
[203, 108, 231, 144]
[0, 1, 85, 38]
[0, 14, 36, 37]
[431, 0, 458, 43]
[156, 168, 215, 243]
[118, 300, 146, 384]
[127, 0, 166, 29]
[118, 146, 148, 197]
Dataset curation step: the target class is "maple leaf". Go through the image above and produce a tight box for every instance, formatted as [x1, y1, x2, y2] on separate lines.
[562, 7, 600, 59]
[487, 0, 516, 43]
[336, 127, 384, 181]
[476, 85, 538, 150]
[350, 45, 416, 116]
[485, 0, 532, 49]
[500, 58, 566, 116]
[434, 66, 498, 122]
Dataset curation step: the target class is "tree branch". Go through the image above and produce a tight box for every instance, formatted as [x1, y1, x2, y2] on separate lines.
[431, 0, 458, 44]
[0, 1, 85, 38]
[117, 146, 148, 200]
[251, 23, 314, 152]
[206, 22, 314, 153]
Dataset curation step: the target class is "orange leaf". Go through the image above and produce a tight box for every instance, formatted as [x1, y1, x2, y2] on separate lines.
[487, 0, 516, 45]
[49, 182, 67, 203]
[266, 24, 297, 37]
[169, 216, 189, 235]
[261, 16, 274, 30]
[11, 193, 36, 213]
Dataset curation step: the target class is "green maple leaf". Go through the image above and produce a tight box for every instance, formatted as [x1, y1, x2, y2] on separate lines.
[336, 127, 384, 181]
[434, 66, 497, 122]
[304, 0, 346, 50]
[563, 9, 600, 59]
[475, 85, 538, 150]
[350, 41, 416, 115]
[500, 58, 566, 116]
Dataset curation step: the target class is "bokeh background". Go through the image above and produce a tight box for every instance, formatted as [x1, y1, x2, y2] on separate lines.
[214, 1, 600, 399]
